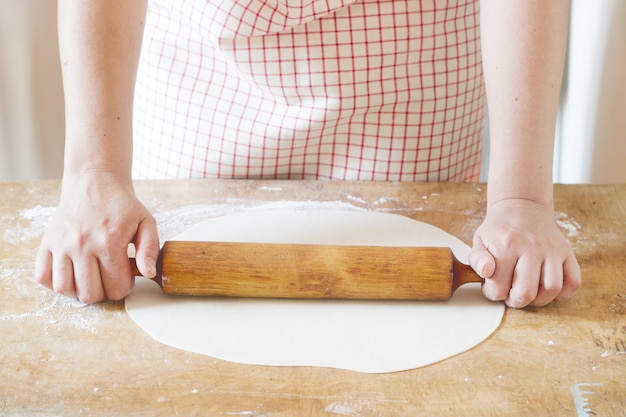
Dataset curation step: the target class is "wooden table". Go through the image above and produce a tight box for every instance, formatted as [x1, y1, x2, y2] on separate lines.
[1, 180, 624, 416]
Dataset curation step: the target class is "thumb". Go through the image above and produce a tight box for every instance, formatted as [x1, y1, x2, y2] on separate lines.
[134, 216, 160, 278]
[469, 239, 496, 279]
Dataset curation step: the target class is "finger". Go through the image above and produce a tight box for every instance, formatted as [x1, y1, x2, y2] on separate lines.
[34, 247, 53, 289]
[482, 272, 512, 302]
[555, 255, 582, 302]
[73, 256, 105, 304]
[100, 248, 136, 301]
[469, 240, 496, 278]
[134, 216, 160, 278]
[506, 256, 541, 308]
[531, 259, 563, 307]
[52, 254, 77, 299]
[481, 253, 516, 302]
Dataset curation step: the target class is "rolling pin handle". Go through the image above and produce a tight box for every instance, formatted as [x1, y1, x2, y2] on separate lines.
[129, 257, 163, 288]
[451, 253, 484, 294]
[129, 257, 142, 277]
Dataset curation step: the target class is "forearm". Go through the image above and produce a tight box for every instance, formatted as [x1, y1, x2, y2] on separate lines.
[480, 0, 569, 208]
[58, 0, 147, 181]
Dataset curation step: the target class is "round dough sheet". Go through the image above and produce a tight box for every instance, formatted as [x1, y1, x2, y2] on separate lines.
[125, 209, 504, 373]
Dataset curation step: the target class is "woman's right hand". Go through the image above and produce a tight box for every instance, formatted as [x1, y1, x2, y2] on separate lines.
[35, 171, 160, 304]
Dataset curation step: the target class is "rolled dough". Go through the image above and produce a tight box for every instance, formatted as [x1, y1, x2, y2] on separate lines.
[125, 209, 504, 373]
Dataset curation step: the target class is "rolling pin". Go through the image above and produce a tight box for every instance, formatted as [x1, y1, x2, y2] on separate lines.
[130, 241, 483, 300]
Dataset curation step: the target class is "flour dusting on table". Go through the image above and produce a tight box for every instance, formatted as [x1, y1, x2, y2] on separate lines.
[2, 205, 55, 245]
[556, 211, 582, 238]
[1, 290, 106, 333]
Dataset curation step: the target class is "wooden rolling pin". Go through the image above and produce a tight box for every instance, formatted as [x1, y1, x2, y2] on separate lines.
[130, 241, 483, 300]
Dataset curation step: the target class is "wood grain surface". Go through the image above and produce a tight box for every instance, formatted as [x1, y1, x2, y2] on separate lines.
[141, 242, 481, 300]
[1, 180, 624, 416]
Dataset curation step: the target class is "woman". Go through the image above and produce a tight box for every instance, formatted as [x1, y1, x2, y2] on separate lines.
[36, 0, 581, 307]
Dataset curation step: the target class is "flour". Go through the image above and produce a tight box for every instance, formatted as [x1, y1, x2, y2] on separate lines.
[555, 211, 582, 238]
[324, 402, 362, 417]
[18, 205, 55, 240]
[2, 217, 103, 334]
[2, 205, 55, 245]
[1, 290, 106, 333]
[371, 196, 397, 205]
[342, 193, 368, 205]
[20, 204, 56, 225]
[257, 185, 283, 191]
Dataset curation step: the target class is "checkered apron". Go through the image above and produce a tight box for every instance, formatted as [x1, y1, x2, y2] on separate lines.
[133, 0, 486, 181]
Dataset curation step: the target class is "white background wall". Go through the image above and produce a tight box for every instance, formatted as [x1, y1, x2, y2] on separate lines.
[0, 0, 64, 180]
[0, 1, 624, 182]
[555, 0, 626, 183]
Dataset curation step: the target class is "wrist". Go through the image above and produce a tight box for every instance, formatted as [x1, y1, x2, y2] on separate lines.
[486, 180, 554, 212]
[62, 165, 133, 193]
[62, 131, 133, 184]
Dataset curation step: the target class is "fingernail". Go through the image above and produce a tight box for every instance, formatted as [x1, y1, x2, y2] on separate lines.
[477, 258, 493, 278]
[146, 258, 157, 277]
[476, 258, 486, 276]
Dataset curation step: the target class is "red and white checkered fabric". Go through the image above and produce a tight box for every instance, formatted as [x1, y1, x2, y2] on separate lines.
[133, 0, 486, 181]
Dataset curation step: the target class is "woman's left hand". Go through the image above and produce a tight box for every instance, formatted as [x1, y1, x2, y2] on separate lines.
[469, 198, 581, 308]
